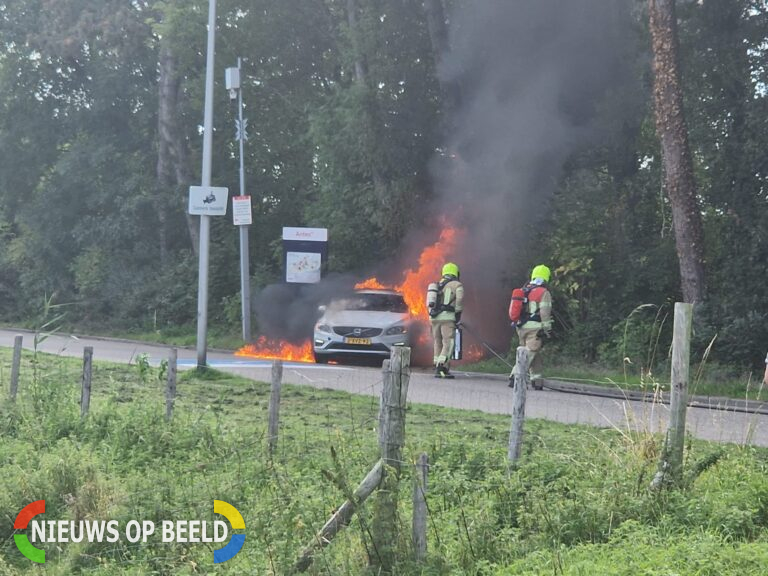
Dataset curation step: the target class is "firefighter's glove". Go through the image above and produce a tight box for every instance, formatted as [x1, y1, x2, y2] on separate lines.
[537, 329, 552, 340]
[455, 321, 463, 329]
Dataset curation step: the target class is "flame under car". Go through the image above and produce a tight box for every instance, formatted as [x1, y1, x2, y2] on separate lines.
[313, 289, 413, 364]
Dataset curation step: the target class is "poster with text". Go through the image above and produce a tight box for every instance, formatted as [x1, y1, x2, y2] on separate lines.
[286, 251, 322, 283]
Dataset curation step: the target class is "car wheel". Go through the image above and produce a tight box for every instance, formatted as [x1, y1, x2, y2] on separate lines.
[314, 353, 330, 364]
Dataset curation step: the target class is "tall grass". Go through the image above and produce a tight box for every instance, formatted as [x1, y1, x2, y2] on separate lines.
[0, 348, 766, 574]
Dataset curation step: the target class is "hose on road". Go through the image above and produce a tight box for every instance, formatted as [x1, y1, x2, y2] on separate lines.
[458, 321, 515, 370]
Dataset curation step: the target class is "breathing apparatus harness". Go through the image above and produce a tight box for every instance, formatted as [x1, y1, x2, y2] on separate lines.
[509, 282, 547, 327]
[427, 275, 458, 319]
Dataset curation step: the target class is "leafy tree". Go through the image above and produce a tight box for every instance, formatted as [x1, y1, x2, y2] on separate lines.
[306, 0, 440, 270]
[676, 0, 768, 366]
[0, 0, 766, 372]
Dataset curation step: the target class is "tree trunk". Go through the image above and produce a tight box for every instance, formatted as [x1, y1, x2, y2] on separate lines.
[157, 43, 174, 265]
[423, 0, 448, 58]
[346, 0, 367, 83]
[423, 0, 460, 117]
[648, 0, 705, 303]
[346, 0, 386, 195]
[157, 41, 199, 257]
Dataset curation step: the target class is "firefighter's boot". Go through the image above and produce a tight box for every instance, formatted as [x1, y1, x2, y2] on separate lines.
[435, 363, 454, 379]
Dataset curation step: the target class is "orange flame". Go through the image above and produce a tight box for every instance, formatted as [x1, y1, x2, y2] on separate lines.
[396, 227, 460, 319]
[356, 225, 462, 320]
[352, 225, 468, 358]
[463, 344, 485, 362]
[236, 336, 314, 362]
[354, 224, 487, 363]
[354, 277, 389, 290]
[236, 222, 485, 364]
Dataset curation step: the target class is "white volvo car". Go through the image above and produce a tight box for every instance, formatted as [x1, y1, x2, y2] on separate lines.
[313, 289, 413, 364]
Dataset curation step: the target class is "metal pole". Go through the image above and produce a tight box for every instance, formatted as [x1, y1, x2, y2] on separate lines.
[196, 0, 217, 368]
[237, 57, 252, 342]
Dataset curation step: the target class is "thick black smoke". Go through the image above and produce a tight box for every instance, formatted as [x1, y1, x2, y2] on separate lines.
[252, 274, 359, 342]
[428, 0, 637, 348]
[253, 1, 637, 353]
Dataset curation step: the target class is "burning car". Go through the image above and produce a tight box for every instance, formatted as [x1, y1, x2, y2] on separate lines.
[313, 289, 413, 364]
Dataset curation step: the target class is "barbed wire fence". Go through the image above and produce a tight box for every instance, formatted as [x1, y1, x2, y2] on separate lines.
[0, 335, 450, 573]
[1, 323, 767, 573]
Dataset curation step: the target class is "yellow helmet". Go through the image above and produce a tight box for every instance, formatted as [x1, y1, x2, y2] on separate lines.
[442, 262, 460, 278]
[531, 264, 551, 283]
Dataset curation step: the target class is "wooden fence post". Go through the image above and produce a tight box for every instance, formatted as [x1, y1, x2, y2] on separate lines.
[652, 302, 692, 488]
[412, 452, 429, 561]
[371, 346, 411, 572]
[80, 346, 93, 418]
[293, 460, 384, 573]
[268, 360, 283, 455]
[9, 335, 22, 402]
[508, 346, 530, 464]
[378, 347, 411, 467]
[165, 348, 177, 422]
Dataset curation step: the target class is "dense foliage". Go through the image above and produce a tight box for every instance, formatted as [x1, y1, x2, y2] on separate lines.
[0, 349, 766, 573]
[0, 1, 766, 372]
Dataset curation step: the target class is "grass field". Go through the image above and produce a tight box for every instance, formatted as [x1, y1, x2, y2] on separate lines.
[0, 346, 767, 574]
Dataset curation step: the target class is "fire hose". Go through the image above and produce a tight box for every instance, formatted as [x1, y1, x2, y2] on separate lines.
[456, 321, 515, 370]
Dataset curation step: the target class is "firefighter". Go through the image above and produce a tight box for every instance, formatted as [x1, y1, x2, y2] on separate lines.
[509, 264, 553, 390]
[429, 262, 464, 378]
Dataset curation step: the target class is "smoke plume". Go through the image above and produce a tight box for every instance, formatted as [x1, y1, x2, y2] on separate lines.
[253, 274, 359, 342]
[253, 1, 637, 355]
[428, 0, 636, 347]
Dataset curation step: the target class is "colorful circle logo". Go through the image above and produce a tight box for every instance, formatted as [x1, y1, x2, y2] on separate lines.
[14, 500, 46, 564]
[213, 500, 245, 564]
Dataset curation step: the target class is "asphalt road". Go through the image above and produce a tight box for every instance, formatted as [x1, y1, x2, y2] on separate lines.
[1, 329, 766, 447]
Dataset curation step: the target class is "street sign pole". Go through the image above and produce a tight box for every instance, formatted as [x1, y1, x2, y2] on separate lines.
[196, 0, 218, 368]
[226, 59, 252, 343]
[236, 57, 251, 342]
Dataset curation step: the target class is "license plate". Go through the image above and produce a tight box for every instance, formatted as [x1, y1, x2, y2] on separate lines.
[345, 337, 371, 345]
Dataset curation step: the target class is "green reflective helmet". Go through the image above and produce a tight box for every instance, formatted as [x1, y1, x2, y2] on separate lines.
[442, 262, 460, 278]
[530, 264, 551, 283]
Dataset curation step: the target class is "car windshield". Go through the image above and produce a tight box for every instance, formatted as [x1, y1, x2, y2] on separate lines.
[344, 293, 408, 313]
